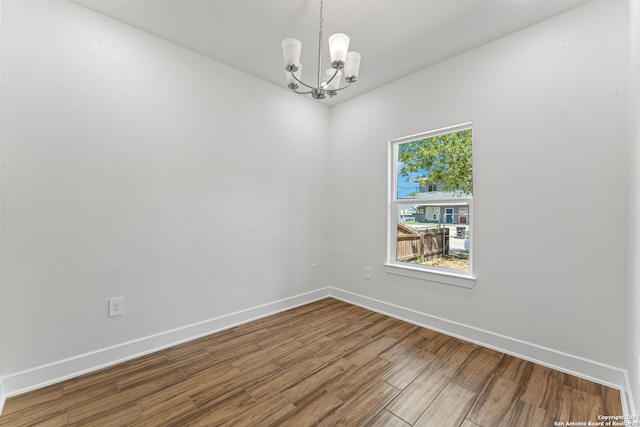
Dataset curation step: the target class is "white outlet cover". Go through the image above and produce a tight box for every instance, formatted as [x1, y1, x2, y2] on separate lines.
[108, 297, 124, 317]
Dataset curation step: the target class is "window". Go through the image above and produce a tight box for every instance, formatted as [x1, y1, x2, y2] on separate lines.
[385, 122, 475, 287]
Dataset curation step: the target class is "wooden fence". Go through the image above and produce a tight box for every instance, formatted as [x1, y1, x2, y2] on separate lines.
[397, 223, 449, 262]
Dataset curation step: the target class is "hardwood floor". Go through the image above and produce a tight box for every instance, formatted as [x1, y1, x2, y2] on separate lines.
[0, 298, 624, 426]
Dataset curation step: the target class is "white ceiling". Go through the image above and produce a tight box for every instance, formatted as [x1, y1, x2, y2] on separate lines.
[70, 0, 594, 105]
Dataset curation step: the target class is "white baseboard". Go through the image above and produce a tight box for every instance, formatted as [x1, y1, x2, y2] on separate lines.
[327, 287, 636, 416]
[0, 288, 331, 402]
[0, 286, 635, 417]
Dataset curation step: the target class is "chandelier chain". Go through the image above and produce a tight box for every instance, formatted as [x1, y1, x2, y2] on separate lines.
[319, 0, 323, 31]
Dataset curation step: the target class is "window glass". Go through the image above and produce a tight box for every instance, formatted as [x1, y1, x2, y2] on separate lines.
[389, 123, 473, 277]
[397, 203, 470, 272]
[396, 129, 472, 200]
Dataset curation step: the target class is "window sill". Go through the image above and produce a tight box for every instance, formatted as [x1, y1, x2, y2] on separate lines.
[383, 263, 476, 288]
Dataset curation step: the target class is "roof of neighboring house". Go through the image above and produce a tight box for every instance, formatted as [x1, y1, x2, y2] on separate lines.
[402, 191, 472, 201]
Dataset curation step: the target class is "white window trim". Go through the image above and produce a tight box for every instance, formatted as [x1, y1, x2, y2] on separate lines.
[386, 122, 476, 288]
[383, 263, 476, 288]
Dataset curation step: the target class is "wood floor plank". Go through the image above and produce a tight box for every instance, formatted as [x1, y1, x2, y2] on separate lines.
[381, 351, 436, 389]
[316, 380, 401, 426]
[283, 300, 333, 317]
[564, 373, 604, 396]
[246, 357, 326, 399]
[306, 305, 357, 328]
[138, 392, 198, 420]
[437, 342, 477, 377]
[518, 363, 564, 413]
[1, 385, 62, 416]
[116, 350, 209, 390]
[182, 342, 260, 377]
[130, 397, 198, 426]
[466, 375, 521, 427]
[67, 369, 186, 425]
[201, 330, 267, 357]
[508, 400, 555, 427]
[325, 356, 393, 401]
[263, 316, 313, 337]
[495, 354, 533, 384]
[325, 318, 372, 341]
[272, 336, 333, 369]
[28, 413, 68, 427]
[0, 380, 119, 427]
[230, 337, 302, 372]
[189, 362, 281, 409]
[281, 358, 354, 405]
[162, 329, 236, 359]
[604, 387, 624, 416]
[219, 394, 295, 427]
[418, 327, 440, 340]
[361, 317, 402, 338]
[292, 323, 337, 345]
[63, 353, 168, 394]
[0, 298, 623, 427]
[0, 409, 69, 427]
[174, 391, 256, 427]
[138, 363, 241, 413]
[275, 390, 343, 426]
[314, 332, 370, 364]
[228, 314, 286, 336]
[421, 332, 454, 354]
[557, 385, 603, 422]
[70, 402, 141, 427]
[386, 367, 450, 424]
[451, 349, 502, 393]
[383, 322, 422, 341]
[343, 335, 398, 366]
[367, 410, 412, 427]
[379, 331, 430, 363]
[413, 382, 477, 427]
[429, 338, 465, 372]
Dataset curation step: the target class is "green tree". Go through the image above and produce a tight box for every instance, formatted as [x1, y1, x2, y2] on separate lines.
[398, 129, 472, 195]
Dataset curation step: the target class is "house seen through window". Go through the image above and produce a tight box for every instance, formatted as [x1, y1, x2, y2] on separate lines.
[388, 123, 473, 277]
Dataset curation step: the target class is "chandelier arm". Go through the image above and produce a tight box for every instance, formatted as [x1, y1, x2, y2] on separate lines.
[289, 71, 317, 91]
[331, 81, 352, 92]
[323, 67, 340, 88]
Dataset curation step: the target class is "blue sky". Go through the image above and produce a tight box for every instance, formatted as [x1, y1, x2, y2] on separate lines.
[397, 161, 425, 198]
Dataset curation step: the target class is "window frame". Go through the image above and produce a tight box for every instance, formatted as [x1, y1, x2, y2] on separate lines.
[385, 122, 476, 288]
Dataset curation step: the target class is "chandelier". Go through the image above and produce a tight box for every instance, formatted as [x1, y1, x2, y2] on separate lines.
[281, 0, 361, 100]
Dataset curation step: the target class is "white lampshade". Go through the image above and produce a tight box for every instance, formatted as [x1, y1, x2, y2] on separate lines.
[282, 38, 302, 66]
[285, 64, 302, 88]
[323, 69, 342, 91]
[328, 33, 350, 65]
[344, 51, 361, 80]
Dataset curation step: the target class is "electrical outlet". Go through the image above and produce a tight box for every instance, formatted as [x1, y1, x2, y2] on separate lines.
[108, 297, 124, 317]
[364, 266, 372, 280]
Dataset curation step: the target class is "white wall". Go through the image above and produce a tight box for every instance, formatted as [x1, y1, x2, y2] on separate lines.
[629, 0, 640, 414]
[329, 0, 629, 370]
[0, 0, 5, 408]
[0, 0, 331, 377]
